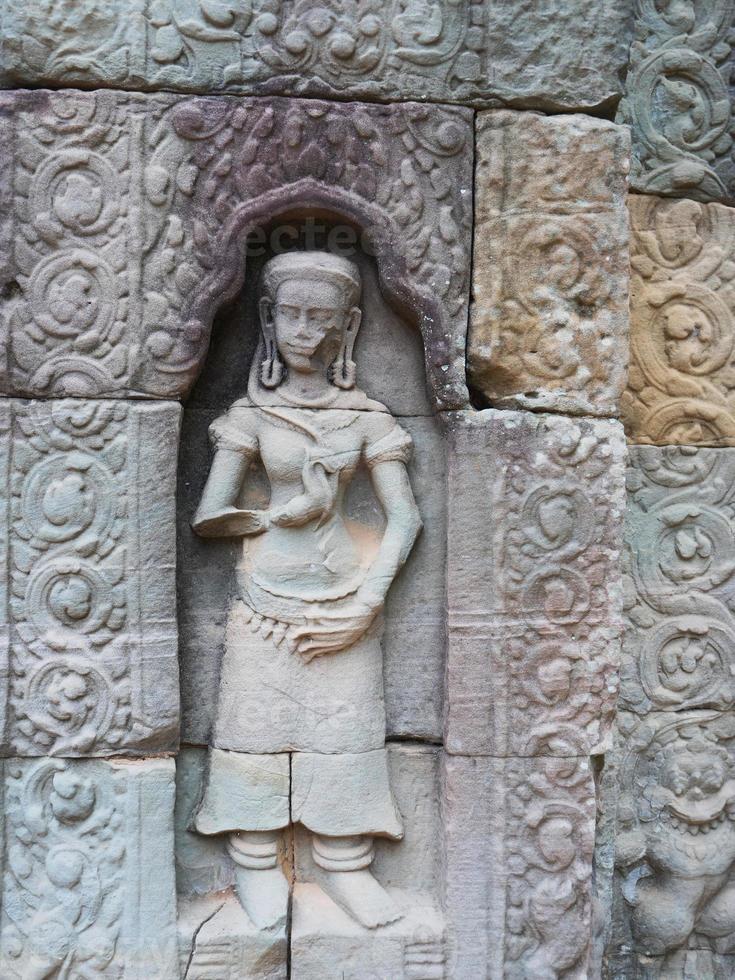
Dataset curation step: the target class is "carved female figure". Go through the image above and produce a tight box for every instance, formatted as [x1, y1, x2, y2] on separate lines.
[191, 251, 422, 930]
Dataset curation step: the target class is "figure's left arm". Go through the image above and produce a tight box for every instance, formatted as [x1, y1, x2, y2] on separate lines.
[357, 458, 423, 613]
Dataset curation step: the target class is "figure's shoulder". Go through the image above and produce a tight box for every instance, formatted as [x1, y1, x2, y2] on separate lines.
[209, 397, 259, 453]
[359, 409, 413, 468]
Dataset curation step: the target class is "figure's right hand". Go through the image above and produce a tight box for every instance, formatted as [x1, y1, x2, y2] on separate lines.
[191, 506, 270, 538]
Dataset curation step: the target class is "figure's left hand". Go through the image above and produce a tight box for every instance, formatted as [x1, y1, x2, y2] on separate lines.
[290, 602, 378, 661]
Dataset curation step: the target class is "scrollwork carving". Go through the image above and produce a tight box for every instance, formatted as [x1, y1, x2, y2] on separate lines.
[2, 399, 179, 756]
[618, 0, 735, 202]
[625, 194, 735, 445]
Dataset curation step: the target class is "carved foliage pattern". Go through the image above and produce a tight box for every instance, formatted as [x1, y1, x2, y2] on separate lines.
[504, 757, 595, 979]
[0, 758, 177, 978]
[469, 112, 630, 414]
[618, 0, 735, 203]
[0, 0, 626, 109]
[4, 399, 178, 756]
[446, 411, 625, 757]
[624, 194, 735, 445]
[500, 417, 625, 757]
[1, 90, 471, 408]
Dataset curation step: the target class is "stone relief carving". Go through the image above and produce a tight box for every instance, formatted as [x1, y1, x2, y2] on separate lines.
[610, 445, 735, 974]
[0, 399, 180, 757]
[0, 1, 631, 111]
[0, 89, 471, 409]
[618, 0, 735, 204]
[445, 409, 625, 758]
[624, 193, 735, 446]
[0, 756, 178, 979]
[469, 110, 630, 416]
[443, 753, 596, 978]
[614, 712, 735, 970]
[190, 252, 422, 935]
[622, 446, 735, 716]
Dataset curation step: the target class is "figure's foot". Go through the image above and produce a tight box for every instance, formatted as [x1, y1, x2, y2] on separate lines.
[233, 864, 290, 931]
[320, 868, 402, 929]
[227, 831, 290, 931]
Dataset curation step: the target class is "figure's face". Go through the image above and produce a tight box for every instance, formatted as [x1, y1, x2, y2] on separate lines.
[272, 278, 349, 373]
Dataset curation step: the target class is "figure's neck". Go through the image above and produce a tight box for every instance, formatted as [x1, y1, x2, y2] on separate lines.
[278, 370, 339, 407]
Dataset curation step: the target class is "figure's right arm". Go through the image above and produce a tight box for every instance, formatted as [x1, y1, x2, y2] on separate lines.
[191, 448, 267, 537]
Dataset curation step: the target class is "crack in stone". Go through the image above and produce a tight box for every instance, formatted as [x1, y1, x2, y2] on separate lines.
[182, 900, 226, 980]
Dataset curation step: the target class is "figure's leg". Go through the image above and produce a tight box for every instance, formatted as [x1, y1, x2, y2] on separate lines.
[631, 876, 703, 955]
[311, 833, 402, 929]
[696, 876, 735, 939]
[227, 830, 290, 930]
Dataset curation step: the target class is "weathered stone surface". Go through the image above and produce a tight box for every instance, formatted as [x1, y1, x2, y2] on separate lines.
[444, 409, 625, 757]
[606, 446, 735, 969]
[0, 756, 178, 979]
[291, 744, 446, 978]
[624, 194, 735, 446]
[618, 1, 735, 205]
[179, 406, 446, 745]
[0, 1, 631, 111]
[610, 710, 735, 972]
[0, 88, 471, 409]
[622, 446, 735, 716]
[442, 752, 597, 979]
[175, 744, 445, 977]
[469, 110, 631, 416]
[0, 398, 180, 756]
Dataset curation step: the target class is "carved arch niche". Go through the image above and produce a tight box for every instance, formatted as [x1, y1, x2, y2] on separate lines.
[174, 197, 463, 971]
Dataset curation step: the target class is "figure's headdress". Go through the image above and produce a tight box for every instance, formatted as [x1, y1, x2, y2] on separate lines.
[257, 251, 362, 390]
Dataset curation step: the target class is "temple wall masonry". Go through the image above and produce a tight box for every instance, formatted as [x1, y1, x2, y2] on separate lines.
[2, 2, 735, 978]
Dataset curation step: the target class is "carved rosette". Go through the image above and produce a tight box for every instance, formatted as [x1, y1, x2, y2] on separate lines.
[1, 399, 180, 757]
[624, 193, 735, 445]
[618, 0, 735, 203]
[0, 89, 471, 410]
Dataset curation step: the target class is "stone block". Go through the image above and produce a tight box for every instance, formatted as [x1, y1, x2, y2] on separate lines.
[618, 3, 735, 205]
[179, 410, 446, 744]
[469, 110, 631, 416]
[622, 446, 735, 716]
[444, 409, 625, 757]
[0, 756, 178, 979]
[0, 398, 180, 756]
[178, 893, 288, 980]
[624, 194, 735, 446]
[0, 88, 471, 409]
[442, 752, 596, 979]
[0, 2, 631, 112]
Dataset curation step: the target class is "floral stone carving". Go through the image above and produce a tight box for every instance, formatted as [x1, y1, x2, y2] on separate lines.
[0, 88, 471, 409]
[0, 0, 631, 111]
[624, 194, 735, 446]
[443, 752, 596, 979]
[445, 409, 625, 758]
[469, 110, 631, 416]
[622, 446, 735, 717]
[0, 756, 178, 979]
[618, 0, 735, 204]
[0, 398, 180, 757]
